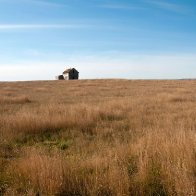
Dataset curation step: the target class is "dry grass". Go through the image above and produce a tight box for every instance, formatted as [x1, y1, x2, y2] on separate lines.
[0, 79, 195, 195]
[0, 96, 31, 104]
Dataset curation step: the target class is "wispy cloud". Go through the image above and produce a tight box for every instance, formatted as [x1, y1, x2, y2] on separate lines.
[0, 0, 67, 7]
[0, 23, 116, 31]
[99, 4, 143, 10]
[27, 0, 67, 7]
[144, 0, 188, 14]
[0, 24, 88, 30]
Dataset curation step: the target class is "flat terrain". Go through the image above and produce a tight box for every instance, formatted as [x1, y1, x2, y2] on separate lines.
[0, 79, 195, 196]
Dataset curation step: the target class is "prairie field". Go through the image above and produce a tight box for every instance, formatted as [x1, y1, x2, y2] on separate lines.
[0, 79, 195, 196]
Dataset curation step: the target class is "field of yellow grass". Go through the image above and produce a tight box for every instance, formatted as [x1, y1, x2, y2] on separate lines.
[0, 79, 195, 196]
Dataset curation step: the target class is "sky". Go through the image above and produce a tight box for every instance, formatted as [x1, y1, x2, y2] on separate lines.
[0, 0, 196, 81]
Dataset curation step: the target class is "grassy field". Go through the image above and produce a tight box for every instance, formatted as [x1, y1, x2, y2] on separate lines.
[0, 79, 195, 196]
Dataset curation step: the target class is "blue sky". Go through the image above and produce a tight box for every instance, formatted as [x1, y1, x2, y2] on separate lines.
[0, 0, 196, 80]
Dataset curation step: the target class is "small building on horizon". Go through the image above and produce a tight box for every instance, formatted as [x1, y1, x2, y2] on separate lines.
[56, 68, 79, 80]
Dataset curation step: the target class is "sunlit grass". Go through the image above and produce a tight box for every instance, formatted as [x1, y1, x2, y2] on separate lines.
[0, 79, 195, 195]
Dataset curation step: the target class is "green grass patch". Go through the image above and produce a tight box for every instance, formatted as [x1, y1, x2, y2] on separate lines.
[13, 129, 73, 150]
[144, 162, 168, 196]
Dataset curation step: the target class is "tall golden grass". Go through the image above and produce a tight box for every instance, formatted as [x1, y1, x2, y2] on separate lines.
[0, 79, 195, 195]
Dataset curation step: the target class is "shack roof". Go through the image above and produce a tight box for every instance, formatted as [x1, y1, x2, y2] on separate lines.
[63, 68, 79, 74]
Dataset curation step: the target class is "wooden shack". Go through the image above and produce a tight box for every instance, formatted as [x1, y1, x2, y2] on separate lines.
[62, 68, 79, 80]
[56, 68, 79, 80]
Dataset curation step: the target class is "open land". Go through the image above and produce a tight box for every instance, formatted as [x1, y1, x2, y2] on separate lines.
[0, 79, 195, 195]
